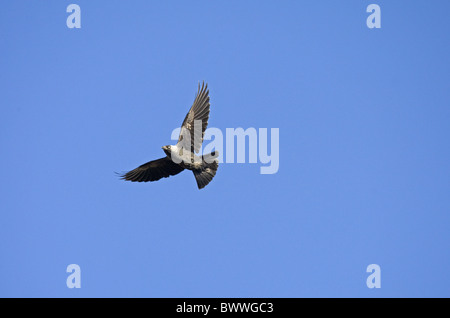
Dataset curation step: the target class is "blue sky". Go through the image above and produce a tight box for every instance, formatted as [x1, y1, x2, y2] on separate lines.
[1, 1, 449, 297]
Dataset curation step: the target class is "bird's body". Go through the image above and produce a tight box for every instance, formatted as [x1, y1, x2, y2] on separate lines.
[162, 144, 201, 170]
[120, 82, 218, 189]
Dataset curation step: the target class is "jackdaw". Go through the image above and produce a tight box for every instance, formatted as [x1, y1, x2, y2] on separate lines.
[120, 82, 218, 189]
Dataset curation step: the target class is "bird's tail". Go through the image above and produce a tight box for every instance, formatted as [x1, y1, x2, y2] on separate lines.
[193, 151, 219, 189]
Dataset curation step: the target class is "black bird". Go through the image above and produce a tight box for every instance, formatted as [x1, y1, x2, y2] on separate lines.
[120, 82, 218, 189]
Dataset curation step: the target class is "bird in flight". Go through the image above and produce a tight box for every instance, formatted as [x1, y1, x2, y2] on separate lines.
[120, 82, 218, 189]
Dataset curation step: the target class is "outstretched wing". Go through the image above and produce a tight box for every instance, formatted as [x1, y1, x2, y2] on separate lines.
[177, 82, 210, 153]
[120, 157, 184, 182]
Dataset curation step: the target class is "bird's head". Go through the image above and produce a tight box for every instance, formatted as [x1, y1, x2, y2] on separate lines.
[162, 145, 172, 157]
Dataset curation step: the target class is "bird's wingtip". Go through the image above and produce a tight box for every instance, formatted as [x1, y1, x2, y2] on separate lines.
[114, 171, 127, 180]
